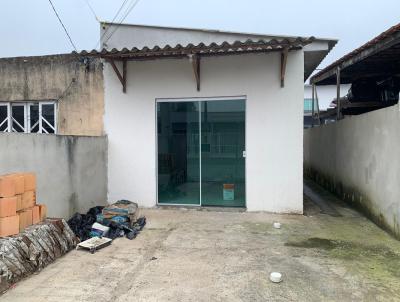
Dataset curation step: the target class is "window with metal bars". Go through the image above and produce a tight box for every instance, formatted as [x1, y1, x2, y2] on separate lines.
[0, 102, 57, 134]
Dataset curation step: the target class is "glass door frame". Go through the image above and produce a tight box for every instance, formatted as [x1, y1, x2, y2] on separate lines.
[155, 95, 247, 207]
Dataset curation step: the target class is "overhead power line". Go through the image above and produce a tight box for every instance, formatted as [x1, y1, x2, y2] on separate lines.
[83, 0, 100, 22]
[94, 0, 130, 49]
[110, 0, 131, 24]
[102, 0, 141, 47]
[47, 0, 78, 52]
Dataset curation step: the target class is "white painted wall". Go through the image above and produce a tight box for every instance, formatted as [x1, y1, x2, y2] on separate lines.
[304, 84, 351, 110]
[104, 51, 304, 213]
[304, 104, 400, 237]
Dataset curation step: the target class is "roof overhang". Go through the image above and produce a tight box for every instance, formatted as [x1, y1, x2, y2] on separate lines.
[78, 38, 312, 60]
[78, 23, 336, 82]
[304, 40, 338, 80]
[77, 38, 313, 92]
[311, 23, 400, 85]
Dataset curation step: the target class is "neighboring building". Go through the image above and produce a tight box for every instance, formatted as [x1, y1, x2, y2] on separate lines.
[310, 23, 400, 119]
[0, 54, 104, 136]
[303, 84, 350, 127]
[304, 84, 351, 111]
[0, 54, 107, 218]
[92, 23, 336, 213]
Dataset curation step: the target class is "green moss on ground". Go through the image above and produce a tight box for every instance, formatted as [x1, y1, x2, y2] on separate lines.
[286, 237, 400, 283]
[241, 218, 400, 289]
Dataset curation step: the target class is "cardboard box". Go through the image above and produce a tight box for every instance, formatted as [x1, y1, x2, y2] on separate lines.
[22, 191, 36, 209]
[223, 184, 235, 201]
[32, 205, 40, 224]
[0, 197, 17, 218]
[16, 194, 23, 211]
[5, 174, 24, 195]
[38, 204, 47, 221]
[23, 173, 36, 192]
[0, 177, 16, 198]
[18, 209, 33, 232]
[0, 215, 19, 237]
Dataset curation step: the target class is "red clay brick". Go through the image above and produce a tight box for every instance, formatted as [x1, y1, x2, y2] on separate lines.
[0, 215, 19, 237]
[0, 177, 16, 198]
[5, 174, 25, 195]
[38, 204, 47, 221]
[22, 191, 36, 209]
[0, 197, 17, 218]
[22, 173, 36, 192]
[18, 209, 32, 232]
[31, 206, 40, 224]
[15, 194, 23, 211]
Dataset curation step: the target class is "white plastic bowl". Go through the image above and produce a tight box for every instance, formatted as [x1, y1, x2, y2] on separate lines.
[270, 272, 282, 283]
[273, 222, 281, 229]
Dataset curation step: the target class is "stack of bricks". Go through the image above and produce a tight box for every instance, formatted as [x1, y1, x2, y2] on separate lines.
[0, 173, 47, 237]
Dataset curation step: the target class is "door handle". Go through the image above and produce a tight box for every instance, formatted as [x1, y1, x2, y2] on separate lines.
[242, 151, 246, 158]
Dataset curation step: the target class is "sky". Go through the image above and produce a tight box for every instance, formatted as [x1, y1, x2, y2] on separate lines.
[0, 0, 399, 70]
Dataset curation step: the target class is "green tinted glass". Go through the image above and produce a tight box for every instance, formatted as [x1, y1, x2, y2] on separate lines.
[157, 102, 200, 205]
[200, 100, 245, 207]
[157, 99, 246, 207]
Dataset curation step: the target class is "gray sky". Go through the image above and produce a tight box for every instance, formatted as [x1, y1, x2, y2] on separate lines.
[1, 0, 399, 69]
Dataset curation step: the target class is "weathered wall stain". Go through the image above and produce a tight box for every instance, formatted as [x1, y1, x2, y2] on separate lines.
[304, 104, 400, 239]
[0, 133, 108, 218]
[69, 192, 78, 218]
[304, 166, 400, 240]
[0, 54, 104, 136]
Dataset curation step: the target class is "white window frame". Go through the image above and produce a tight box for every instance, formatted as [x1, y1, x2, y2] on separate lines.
[38, 102, 57, 134]
[11, 103, 27, 133]
[0, 101, 57, 134]
[0, 103, 10, 132]
[27, 102, 39, 133]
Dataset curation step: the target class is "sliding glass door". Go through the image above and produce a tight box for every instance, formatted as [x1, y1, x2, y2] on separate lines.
[157, 98, 245, 207]
[157, 101, 200, 205]
[200, 100, 245, 207]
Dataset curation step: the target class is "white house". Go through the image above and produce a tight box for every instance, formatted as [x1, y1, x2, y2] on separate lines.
[83, 23, 336, 213]
[304, 84, 351, 111]
[303, 84, 351, 127]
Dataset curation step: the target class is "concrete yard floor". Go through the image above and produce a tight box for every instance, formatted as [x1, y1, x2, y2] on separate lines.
[3, 183, 400, 301]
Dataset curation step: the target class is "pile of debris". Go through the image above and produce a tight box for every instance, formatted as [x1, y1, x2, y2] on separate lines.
[67, 200, 146, 243]
[0, 219, 78, 293]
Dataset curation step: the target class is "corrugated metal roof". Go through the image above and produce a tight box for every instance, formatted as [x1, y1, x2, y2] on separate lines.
[75, 37, 315, 60]
[311, 23, 400, 84]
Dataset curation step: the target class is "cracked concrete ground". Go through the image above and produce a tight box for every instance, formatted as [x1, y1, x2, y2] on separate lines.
[2, 181, 400, 301]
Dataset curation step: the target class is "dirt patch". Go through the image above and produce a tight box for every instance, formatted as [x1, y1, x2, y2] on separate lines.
[286, 237, 338, 250]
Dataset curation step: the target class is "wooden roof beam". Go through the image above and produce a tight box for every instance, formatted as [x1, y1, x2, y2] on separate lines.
[108, 59, 127, 93]
[189, 54, 201, 91]
[280, 48, 289, 87]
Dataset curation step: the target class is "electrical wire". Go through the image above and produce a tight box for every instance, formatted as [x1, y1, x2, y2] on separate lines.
[83, 0, 100, 22]
[102, 0, 141, 47]
[47, 0, 78, 52]
[111, 0, 131, 24]
[100, 0, 137, 47]
[93, 0, 130, 49]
